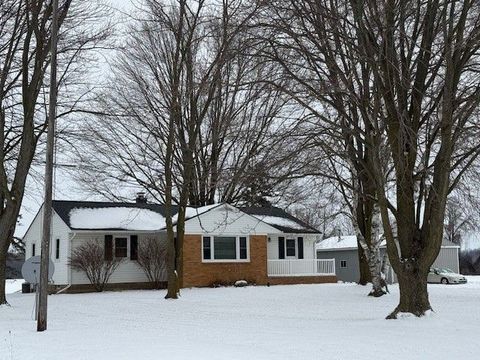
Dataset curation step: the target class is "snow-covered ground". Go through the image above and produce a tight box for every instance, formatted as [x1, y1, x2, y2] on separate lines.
[1, 278, 480, 360]
[5, 280, 24, 295]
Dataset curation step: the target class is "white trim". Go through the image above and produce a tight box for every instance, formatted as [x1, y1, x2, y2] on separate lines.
[201, 234, 251, 263]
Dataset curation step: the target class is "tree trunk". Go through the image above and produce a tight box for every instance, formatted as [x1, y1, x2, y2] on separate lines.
[387, 262, 431, 319]
[0, 208, 18, 305]
[357, 248, 371, 285]
[367, 248, 386, 297]
[0, 247, 8, 305]
[165, 230, 178, 299]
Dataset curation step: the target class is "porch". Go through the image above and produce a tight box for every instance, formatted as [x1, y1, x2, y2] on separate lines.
[267, 259, 336, 277]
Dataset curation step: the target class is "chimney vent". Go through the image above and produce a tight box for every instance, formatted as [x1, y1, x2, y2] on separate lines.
[136, 192, 147, 204]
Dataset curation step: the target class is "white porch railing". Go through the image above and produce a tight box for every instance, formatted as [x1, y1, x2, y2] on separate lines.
[267, 259, 336, 277]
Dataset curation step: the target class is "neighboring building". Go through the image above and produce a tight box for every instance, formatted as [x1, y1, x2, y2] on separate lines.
[316, 235, 460, 283]
[22, 199, 336, 292]
[6, 252, 25, 279]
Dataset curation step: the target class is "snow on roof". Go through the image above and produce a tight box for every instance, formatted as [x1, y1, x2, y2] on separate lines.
[317, 235, 459, 251]
[316, 235, 360, 250]
[255, 215, 308, 232]
[68, 203, 221, 231]
[174, 204, 221, 223]
[70, 207, 167, 231]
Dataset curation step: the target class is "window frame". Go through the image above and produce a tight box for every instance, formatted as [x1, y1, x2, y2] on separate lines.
[340, 260, 347, 268]
[285, 238, 297, 258]
[114, 237, 129, 258]
[202, 235, 250, 263]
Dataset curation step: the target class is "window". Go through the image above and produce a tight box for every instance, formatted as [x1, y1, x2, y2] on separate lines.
[32, 243, 36, 257]
[286, 239, 296, 257]
[214, 237, 236, 259]
[55, 239, 60, 260]
[202, 236, 249, 261]
[115, 237, 128, 258]
[340, 260, 347, 268]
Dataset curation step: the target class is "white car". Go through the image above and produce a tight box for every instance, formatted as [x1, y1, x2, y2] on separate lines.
[428, 268, 467, 284]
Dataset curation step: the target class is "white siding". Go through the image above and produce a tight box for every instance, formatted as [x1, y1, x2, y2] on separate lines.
[23, 206, 71, 285]
[70, 232, 167, 285]
[267, 234, 318, 260]
[184, 204, 279, 235]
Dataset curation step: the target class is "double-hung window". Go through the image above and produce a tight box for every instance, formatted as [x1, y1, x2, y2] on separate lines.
[115, 237, 128, 258]
[286, 239, 296, 257]
[202, 236, 249, 261]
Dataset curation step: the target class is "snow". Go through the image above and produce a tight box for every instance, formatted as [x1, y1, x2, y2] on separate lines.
[70, 207, 167, 230]
[2, 278, 480, 359]
[317, 235, 386, 250]
[173, 204, 221, 223]
[69, 204, 220, 231]
[5, 280, 24, 294]
[255, 215, 309, 231]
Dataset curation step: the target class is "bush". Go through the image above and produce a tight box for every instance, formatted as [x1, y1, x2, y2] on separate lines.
[136, 238, 167, 289]
[69, 240, 122, 292]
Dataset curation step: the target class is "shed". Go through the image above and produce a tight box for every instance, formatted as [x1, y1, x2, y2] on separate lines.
[316, 236, 460, 283]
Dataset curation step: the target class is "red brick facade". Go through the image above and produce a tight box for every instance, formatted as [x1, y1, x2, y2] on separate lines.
[182, 234, 269, 287]
[268, 276, 337, 285]
[181, 234, 337, 287]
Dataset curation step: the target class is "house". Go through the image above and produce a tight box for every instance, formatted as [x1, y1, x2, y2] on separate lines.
[22, 198, 336, 292]
[316, 235, 460, 283]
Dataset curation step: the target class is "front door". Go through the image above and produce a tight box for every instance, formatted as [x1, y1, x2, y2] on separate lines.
[285, 238, 297, 259]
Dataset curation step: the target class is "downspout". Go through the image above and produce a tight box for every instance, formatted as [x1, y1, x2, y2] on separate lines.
[55, 231, 76, 294]
[68, 232, 77, 285]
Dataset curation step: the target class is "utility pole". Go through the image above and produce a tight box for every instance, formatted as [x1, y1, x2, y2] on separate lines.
[37, 0, 59, 332]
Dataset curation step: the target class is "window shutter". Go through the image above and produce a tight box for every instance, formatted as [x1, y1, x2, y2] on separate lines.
[297, 237, 304, 259]
[104, 235, 113, 261]
[203, 236, 211, 260]
[130, 235, 138, 260]
[278, 237, 285, 259]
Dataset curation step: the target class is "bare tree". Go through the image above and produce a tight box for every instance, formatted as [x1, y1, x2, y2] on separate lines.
[253, 0, 388, 295]
[0, 0, 110, 304]
[259, 0, 480, 317]
[68, 240, 122, 292]
[70, 1, 309, 298]
[136, 238, 168, 289]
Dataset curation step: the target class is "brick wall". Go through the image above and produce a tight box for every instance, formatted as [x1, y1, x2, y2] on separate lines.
[182, 234, 269, 287]
[268, 275, 337, 286]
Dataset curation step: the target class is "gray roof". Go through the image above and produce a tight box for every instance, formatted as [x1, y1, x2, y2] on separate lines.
[241, 206, 320, 234]
[51, 200, 318, 234]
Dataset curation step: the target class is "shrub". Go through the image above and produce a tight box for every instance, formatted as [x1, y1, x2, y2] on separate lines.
[69, 240, 122, 292]
[136, 238, 167, 289]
